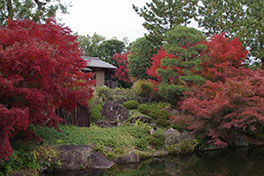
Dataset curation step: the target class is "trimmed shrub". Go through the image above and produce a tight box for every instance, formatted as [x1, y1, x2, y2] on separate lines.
[95, 87, 111, 101]
[95, 87, 138, 103]
[123, 100, 139, 109]
[132, 80, 157, 98]
[137, 104, 151, 115]
[137, 104, 170, 127]
[90, 104, 102, 122]
[138, 104, 169, 120]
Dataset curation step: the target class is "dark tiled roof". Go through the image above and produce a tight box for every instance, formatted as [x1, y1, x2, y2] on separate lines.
[82, 56, 116, 69]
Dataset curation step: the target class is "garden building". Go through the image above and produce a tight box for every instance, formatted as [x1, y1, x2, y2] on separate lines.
[81, 56, 117, 87]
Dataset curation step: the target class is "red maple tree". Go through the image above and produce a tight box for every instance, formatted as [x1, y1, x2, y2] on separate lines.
[172, 69, 264, 146]
[112, 53, 131, 83]
[170, 34, 262, 147]
[0, 19, 94, 160]
[200, 33, 248, 82]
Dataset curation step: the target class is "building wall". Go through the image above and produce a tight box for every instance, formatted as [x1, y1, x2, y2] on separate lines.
[95, 69, 105, 87]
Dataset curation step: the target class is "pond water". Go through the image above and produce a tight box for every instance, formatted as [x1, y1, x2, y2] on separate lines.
[47, 147, 264, 176]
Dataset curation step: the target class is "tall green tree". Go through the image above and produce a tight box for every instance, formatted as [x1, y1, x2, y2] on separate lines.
[197, 0, 245, 38]
[157, 26, 206, 101]
[97, 39, 125, 66]
[197, 0, 264, 62]
[133, 0, 198, 48]
[0, 0, 68, 25]
[128, 37, 155, 80]
[77, 33, 106, 57]
[242, 0, 264, 62]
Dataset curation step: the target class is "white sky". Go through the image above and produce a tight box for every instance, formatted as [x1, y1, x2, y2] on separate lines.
[58, 0, 151, 43]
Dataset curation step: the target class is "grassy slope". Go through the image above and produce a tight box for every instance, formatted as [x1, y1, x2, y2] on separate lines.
[34, 124, 152, 158]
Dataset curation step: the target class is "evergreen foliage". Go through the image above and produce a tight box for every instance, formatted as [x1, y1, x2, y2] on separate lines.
[97, 39, 125, 66]
[197, 0, 264, 62]
[0, 0, 68, 25]
[133, 0, 198, 48]
[128, 38, 155, 80]
[77, 33, 106, 57]
[157, 26, 207, 101]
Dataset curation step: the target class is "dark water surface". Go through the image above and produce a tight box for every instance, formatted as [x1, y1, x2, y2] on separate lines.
[47, 147, 264, 176]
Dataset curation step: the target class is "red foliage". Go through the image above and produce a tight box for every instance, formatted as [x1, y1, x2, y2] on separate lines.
[0, 19, 94, 160]
[112, 53, 131, 83]
[200, 33, 248, 82]
[169, 34, 264, 146]
[147, 48, 177, 89]
[171, 69, 264, 146]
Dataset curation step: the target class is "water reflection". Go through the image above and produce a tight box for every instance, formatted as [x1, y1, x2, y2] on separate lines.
[47, 147, 264, 176]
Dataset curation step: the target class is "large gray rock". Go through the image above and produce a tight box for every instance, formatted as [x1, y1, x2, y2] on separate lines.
[55, 145, 114, 170]
[101, 101, 129, 121]
[164, 129, 196, 146]
[164, 128, 182, 146]
[56, 145, 93, 170]
[114, 151, 139, 164]
[90, 151, 114, 169]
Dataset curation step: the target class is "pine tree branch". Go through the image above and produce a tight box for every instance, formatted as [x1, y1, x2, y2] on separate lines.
[32, 0, 47, 22]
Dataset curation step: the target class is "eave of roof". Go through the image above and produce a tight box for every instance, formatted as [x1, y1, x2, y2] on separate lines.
[81, 56, 117, 69]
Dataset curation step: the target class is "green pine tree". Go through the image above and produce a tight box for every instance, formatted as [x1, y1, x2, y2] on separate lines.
[128, 37, 155, 80]
[133, 0, 198, 49]
[157, 26, 207, 102]
[0, 0, 68, 25]
[197, 0, 264, 62]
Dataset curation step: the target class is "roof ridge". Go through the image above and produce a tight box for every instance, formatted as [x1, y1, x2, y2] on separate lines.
[81, 56, 99, 60]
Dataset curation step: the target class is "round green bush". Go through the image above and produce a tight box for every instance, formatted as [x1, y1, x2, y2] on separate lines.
[90, 104, 102, 122]
[138, 104, 152, 115]
[123, 100, 139, 109]
[138, 104, 169, 120]
[132, 80, 156, 97]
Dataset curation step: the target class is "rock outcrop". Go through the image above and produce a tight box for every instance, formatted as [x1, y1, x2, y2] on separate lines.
[55, 145, 114, 170]
[56, 145, 93, 170]
[101, 101, 129, 121]
[114, 151, 139, 164]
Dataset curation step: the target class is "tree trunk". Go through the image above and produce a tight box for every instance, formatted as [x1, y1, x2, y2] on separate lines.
[7, 0, 14, 20]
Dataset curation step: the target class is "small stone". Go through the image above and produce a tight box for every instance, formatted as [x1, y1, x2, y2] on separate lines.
[96, 120, 118, 128]
[149, 128, 155, 135]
